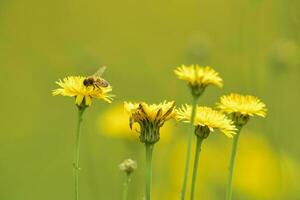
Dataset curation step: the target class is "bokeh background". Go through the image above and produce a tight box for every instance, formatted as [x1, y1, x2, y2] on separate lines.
[1, 0, 300, 199]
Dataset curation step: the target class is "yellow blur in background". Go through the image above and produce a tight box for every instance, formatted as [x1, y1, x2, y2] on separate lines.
[0, 0, 300, 199]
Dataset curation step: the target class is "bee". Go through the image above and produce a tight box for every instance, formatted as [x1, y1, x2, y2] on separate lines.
[83, 66, 110, 88]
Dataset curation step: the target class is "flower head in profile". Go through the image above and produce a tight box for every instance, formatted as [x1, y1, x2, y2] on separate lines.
[119, 158, 137, 176]
[97, 104, 174, 143]
[217, 93, 267, 126]
[124, 101, 176, 144]
[174, 65, 223, 97]
[53, 76, 113, 107]
[176, 105, 236, 138]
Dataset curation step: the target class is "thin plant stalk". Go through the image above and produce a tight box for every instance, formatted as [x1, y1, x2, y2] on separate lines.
[122, 175, 131, 200]
[145, 143, 154, 200]
[226, 127, 242, 200]
[181, 96, 199, 200]
[73, 107, 86, 200]
[190, 137, 203, 200]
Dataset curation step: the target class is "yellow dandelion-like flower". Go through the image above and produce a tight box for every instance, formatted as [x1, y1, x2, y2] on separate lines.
[217, 93, 267, 118]
[124, 101, 176, 144]
[174, 65, 223, 96]
[217, 95, 267, 200]
[97, 103, 173, 143]
[176, 105, 236, 138]
[52, 76, 113, 106]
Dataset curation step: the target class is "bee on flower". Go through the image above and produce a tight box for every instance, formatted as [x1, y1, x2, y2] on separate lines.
[52, 67, 114, 200]
[53, 67, 114, 107]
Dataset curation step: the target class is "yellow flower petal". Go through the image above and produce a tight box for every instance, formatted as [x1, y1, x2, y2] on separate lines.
[53, 76, 113, 106]
[85, 96, 92, 106]
[124, 101, 176, 143]
[124, 101, 176, 126]
[176, 105, 236, 137]
[174, 65, 223, 88]
[217, 93, 267, 118]
[75, 95, 84, 105]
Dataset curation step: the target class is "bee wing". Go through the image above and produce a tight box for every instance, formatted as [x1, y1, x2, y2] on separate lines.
[92, 66, 107, 78]
[96, 79, 110, 87]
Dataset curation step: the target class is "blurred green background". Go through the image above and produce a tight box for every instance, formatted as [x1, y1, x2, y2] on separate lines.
[1, 0, 300, 199]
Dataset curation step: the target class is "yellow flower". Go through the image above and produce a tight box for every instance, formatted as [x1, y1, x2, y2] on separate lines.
[174, 65, 223, 88]
[97, 103, 173, 143]
[124, 101, 176, 143]
[176, 105, 236, 138]
[52, 76, 113, 106]
[217, 93, 267, 118]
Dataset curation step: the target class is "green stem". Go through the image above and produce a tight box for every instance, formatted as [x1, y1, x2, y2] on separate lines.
[73, 107, 86, 200]
[181, 96, 199, 200]
[190, 137, 203, 200]
[145, 143, 154, 200]
[122, 175, 131, 200]
[226, 127, 242, 200]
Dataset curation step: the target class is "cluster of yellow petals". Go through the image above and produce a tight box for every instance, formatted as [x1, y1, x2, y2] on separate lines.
[176, 105, 236, 138]
[52, 76, 113, 106]
[174, 65, 223, 88]
[124, 101, 176, 129]
[97, 104, 174, 143]
[217, 93, 267, 117]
